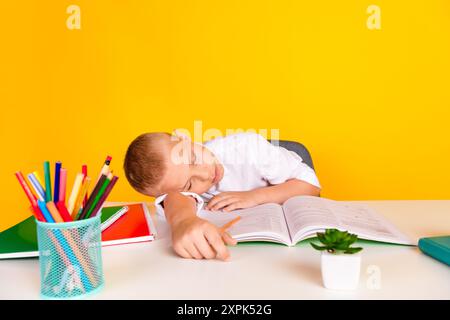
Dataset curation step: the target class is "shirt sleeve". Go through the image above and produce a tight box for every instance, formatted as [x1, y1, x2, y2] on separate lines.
[251, 134, 321, 189]
[154, 192, 205, 218]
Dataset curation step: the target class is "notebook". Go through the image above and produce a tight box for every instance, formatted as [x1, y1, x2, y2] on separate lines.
[200, 196, 415, 246]
[0, 202, 156, 259]
[418, 236, 450, 266]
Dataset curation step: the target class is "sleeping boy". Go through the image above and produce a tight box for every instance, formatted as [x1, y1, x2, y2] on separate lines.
[123, 131, 321, 261]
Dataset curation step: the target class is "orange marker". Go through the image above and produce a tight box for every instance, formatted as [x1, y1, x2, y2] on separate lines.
[46, 201, 64, 223]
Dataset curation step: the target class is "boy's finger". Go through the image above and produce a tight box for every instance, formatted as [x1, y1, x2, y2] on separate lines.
[222, 202, 242, 212]
[175, 246, 193, 259]
[185, 243, 203, 260]
[195, 236, 217, 259]
[210, 197, 237, 211]
[205, 229, 230, 261]
[206, 194, 232, 209]
[222, 232, 237, 246]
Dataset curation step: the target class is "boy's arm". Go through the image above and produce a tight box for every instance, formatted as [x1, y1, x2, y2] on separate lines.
[206, 179, 320, 211]
[253, 178, 320, 203]
[164, 192, 237, 260]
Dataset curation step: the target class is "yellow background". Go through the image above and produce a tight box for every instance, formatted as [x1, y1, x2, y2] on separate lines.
[1, 1, 449, 231]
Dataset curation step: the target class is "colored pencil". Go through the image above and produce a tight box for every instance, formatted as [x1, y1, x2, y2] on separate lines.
[95, 156, 112, 184]
[91, 176, 119, 218]
[29, 205, 45, 222]
[33, 171, 45, 189]
[52, 229, 94, 291]
[82, 165, 88, 207]
[100, 205, 128, 232]
[44, 161, 52, 202]
[67, 173, 85, 216]
[53, 162, 61, 203]
[27, 173, 46, 202]
[78, 174, 107, 220]
[15, 172, 37, 207]
[220, 216, 241, 232]
[45, 229, 86, 293]
[59, 168, 67, 204]
[72, 177, 91, 220]
[37, 202, 95, 288]
[82, 176, 110, 220]
[60, 229, 97, 288]
[38, 200, 55, 223]
[56, 201, 73, 222]
[46, 201, 64, 223]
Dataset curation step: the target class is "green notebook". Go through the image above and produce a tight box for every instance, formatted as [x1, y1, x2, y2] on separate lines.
[0, 206, 126, 259]
[418, 236, 450, 266]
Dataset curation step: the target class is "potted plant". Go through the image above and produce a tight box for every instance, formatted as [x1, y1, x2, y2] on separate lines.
[311, 228, 363, 290]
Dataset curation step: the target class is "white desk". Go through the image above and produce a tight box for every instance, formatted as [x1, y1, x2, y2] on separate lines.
[0, 200, 449, 299]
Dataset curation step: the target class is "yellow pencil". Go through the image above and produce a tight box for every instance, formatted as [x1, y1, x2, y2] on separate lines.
[46, 201, 64, 223]
[67, 173, 84, 216]
[33, 171, 45, 190]
[72, 177, 91, 220]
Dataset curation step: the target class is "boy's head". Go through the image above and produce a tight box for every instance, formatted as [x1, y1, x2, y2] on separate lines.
[124, 132, 223, 197]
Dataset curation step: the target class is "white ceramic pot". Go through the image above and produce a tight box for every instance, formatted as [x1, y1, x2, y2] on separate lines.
[321, 251, 361, 290]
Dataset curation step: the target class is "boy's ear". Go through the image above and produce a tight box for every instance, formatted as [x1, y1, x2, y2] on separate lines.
[172, 129, 191, 141]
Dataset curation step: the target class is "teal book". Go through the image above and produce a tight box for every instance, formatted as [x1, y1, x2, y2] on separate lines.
[418, 236, 450, 266]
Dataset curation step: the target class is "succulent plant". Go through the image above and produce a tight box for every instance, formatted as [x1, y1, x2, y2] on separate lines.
[310, 228, 363, 254]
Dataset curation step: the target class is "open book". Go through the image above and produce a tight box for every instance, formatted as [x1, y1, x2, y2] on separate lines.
[199, 196, 415, 246]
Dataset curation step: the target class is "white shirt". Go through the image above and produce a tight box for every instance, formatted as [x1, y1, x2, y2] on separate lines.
[155, 132, 320, 216]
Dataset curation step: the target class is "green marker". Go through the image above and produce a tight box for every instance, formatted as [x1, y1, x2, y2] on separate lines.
[43, 161, 52, 202]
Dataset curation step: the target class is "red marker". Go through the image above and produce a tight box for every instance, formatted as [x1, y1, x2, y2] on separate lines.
[15, 171, 38, 208]
[28, 206, 45, 223]
[56, 201, 74, 222]
[15, 171, 44, 221]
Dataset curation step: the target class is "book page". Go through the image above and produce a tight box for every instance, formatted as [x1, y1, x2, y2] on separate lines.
[198, 203, 291, 245]
[283, 196, 413, 245]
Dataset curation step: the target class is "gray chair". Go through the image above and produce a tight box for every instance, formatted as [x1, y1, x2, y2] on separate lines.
[269, 140, 315, 171]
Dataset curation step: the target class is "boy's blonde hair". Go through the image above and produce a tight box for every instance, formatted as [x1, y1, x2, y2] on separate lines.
[123, 132, 171, 196]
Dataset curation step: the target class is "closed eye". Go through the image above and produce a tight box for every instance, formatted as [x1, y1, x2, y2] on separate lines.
[183, 179, 192, 191]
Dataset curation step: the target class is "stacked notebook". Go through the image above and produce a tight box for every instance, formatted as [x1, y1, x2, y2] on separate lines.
[0, 202, 156, 259]
[418, 236, 450, 266]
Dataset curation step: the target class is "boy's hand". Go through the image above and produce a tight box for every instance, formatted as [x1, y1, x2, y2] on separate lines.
[171, 216, 237, 260]
[206, 191, 262, 212]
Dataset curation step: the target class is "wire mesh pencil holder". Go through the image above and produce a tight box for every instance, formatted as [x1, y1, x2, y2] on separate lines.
[36, 215, 104, 299]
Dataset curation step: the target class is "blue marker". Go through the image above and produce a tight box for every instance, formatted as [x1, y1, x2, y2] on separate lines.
[37, 200, 55, 223]
[54, 161, 62, 203]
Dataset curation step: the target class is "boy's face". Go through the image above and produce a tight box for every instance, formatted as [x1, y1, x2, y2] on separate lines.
[154, 136, 224, 197]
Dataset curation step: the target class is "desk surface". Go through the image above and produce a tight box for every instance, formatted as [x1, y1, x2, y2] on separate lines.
[0, 200, 449, 299]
